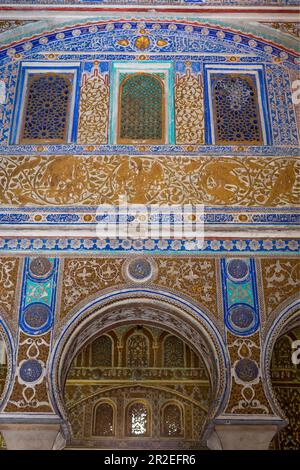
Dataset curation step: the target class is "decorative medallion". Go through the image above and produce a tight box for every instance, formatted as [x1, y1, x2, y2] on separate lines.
[23, 303, 51, 330]
[229, 304, 255, 331]
[125, 257, 156, 283]
[227, 259, 249, 281]
[19, 359, 43, 383]
[134, 36, 150, 50]
[29, 257, 52, 279]
[235, 358, 259, 383]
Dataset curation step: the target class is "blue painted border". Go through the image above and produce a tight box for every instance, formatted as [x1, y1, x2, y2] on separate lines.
[0, 238, 298, 254]
[0, 317, 15, 411]
[204, 64, 272, 145]
[109, 61, 175, 145]
[10, 63, 81, 145]
[19, 257, 59, 336]
[221, 257, 260, 336]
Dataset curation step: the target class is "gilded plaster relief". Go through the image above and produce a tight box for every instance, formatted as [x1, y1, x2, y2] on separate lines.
[0, 155, 299, 206]
[175, 65, 204, 145]
[60, 258, 124, 318]
[77, 64, 109, 145]
[225, 332, 272, 414]
[59, 257, 218, 322]
[0, 257, 20, 332]
[4, 331, 54, 413]
[261, 258, 300, 318]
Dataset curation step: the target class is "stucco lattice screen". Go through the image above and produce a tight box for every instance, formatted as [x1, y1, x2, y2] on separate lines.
[91, 335, 112, 367]
[127, 333, 149, 367]
[212, 74, 263, 145]
[20, 73, 72, 143]
[164, 335, 184, 367]
[118, 73, 164, 144]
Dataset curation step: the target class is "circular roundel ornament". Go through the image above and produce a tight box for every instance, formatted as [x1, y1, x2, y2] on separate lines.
[23, 303, 51, 331]
[227, 259, 249, 281]
[19, 359, 43, 383]
[235, 358, 259, 383]
[126, 258, 153, 282]
[229, 304, 255, 332]
[29, 257, 52, 279]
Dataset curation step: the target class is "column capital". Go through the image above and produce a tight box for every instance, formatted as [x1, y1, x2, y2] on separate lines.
[207, 416, 287, 450]
[0, 415, 65, 450]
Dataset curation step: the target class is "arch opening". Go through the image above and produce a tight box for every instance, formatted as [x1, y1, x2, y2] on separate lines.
[269, 318, 300, 449]
[262, 301, 300, 449]
[49, 291, 228, 449]
[64, 324, 211, 449]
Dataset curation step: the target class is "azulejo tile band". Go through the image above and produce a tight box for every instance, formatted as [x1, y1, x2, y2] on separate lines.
[0, 238, 299, 254]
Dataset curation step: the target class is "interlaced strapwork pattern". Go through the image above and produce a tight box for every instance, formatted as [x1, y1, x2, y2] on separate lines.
[164, 335, 184, 367]
[119, 73, 163, 143]
[21, 73, 72, 142]
[127, 334, 149, 368]
[91, 335, 112, 367]
[212, 74, 263, 145]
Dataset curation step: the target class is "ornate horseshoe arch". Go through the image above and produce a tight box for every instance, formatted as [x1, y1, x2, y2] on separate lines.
[0, 315, 15, 411]
[262, 298, 300, 419]
[49, 288, 229, 440]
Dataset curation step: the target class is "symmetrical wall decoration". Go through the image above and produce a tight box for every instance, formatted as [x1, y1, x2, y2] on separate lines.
[175, 64, 204, 144]
[118, 73, 164, 144]
[77, 62, 109, 144]
[20, 73, 73, 144]
[221, 258, 272, 414]
[0, 258, 20, 336]
[265, 65, 299, 146]
[211, 74, 263, 145]
[225, 331, 272, 414]
[0, 13, 299, 449]
[0, 19, 298, 152]
[261, 258, 300, 319]
[221, 258, 259, 336]
[0, 155, 299, 207]
[59, 256, 218, 324]
[3, 257, 59, 413]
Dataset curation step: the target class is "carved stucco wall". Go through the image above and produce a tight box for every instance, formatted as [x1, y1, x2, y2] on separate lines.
[0, 14, 299, 450]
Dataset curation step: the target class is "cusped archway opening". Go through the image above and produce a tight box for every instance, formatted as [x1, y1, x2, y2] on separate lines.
[64, 324, 211, 449]
[269, 322, 300, 450]
[0, 332, 7, 403]
[50, 292, 227, 449]
[0, 327, 9, 451]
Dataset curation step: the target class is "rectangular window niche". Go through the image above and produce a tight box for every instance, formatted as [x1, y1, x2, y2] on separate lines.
[204, 64, 271, 146]
[109, 62, 175, 145]
[10, 62, 81, 145]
